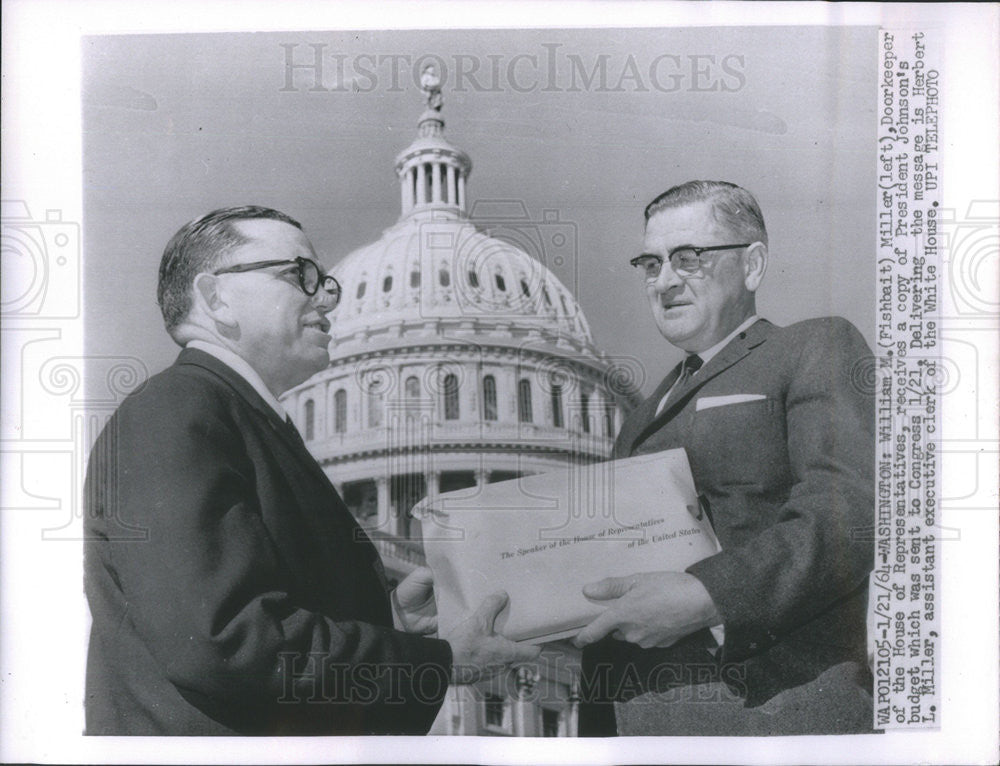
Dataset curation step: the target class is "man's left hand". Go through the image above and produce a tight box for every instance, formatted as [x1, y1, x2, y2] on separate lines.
[392, 566, 438, 634]
[573, 571, 721, 649]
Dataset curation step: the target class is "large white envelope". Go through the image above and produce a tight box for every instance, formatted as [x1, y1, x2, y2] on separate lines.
[415, 449, 720, 644]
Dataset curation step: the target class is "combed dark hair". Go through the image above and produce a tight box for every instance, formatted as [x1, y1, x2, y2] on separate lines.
[156, 206, 302, 333]
[644, 181, 768, 246]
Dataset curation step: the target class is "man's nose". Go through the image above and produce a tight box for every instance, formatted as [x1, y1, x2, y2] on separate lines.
[653, 260, 684, 291]
[311, 289, 338, 314]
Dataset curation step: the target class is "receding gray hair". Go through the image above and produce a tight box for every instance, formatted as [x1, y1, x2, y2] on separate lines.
[644, 181, 768, 245]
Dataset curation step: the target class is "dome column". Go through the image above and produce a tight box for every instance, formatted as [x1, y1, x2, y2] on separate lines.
[567, 675, 581, 737]
[425, 470, 441, 525]
[401, 167, 414, 212]
[474, 468, 488, 489]
[512, 666, 539, 737]
[416, 164, 427, 206]
[501, 366, 518, 422]
[446, 165, 456, 206]
[464, 363, 478, 422]
[375, 475, 391, 534]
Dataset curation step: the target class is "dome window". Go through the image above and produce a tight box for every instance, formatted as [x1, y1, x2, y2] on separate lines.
[334, 389, 347, 434]
[405, 376, 421, 417]
[520, 278, 531, 297]
[482, 375, 498, 421]
[410, 269, 421, 288]
[604, 401, 615, 437]
[550, 383, 564, 428]
[560, 294, 570, 314]
[383, 275, 393, 293]
[518, 379, 533, 423]
[304, 399, 315, 441]
[468, 270, 479, 288]
[443, 374, 460, 421]
[356, 281, 367, 299]
[439, 266, 451, 287]
[542, 286, 553, 307]
[367, 379, 383, 428]
[494, 272, 506, 292]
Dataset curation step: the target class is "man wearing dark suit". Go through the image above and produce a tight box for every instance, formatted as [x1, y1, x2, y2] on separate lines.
[84, 206, 537, 735]
[575, 182, 875, 735]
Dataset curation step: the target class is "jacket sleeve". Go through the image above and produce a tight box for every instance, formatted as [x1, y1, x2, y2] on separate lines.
[85, 374, 451, 733]
[685, 318, 875, 662]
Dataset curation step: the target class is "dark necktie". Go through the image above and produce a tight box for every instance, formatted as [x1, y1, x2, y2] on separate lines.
[656, 354, 703, 415]
[677, 353, 703, 388]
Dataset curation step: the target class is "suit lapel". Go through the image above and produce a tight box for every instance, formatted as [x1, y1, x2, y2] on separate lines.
[175, 349, 390, 603]
[614, 363, 682, 458]
[176, 348, 336, 492]
[629, 319, 773, 454]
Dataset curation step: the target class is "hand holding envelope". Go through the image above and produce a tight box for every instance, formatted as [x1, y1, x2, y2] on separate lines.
[574, 570, 721, 649]
[392, 567, 540, 682]
[391, 566, 439, 634]
[445, 592, 541, 684]
[417, 450, 722, 645]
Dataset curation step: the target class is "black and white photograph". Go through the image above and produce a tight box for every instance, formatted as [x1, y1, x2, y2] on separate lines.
[1, 2, 997, 764]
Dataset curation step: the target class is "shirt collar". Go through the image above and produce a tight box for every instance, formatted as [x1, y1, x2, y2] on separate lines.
[186, 339, 287, 420]
[695, 315, 759, 366]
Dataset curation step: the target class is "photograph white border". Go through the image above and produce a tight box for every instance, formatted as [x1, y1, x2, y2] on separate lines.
[1, 2, 997, 764]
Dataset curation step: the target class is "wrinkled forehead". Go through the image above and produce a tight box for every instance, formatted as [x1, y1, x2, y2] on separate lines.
[643, 201, 731, 247]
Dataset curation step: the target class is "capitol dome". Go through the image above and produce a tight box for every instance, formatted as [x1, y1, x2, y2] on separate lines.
[281, 68, 640, 739]
[283, 74, 640, 569]
[331, 207, 596, 354]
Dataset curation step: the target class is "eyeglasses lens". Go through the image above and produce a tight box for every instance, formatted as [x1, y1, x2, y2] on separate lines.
[671, 249, 699, 274]
[635, 257, 661, 279]
[299, 259, 320, 295]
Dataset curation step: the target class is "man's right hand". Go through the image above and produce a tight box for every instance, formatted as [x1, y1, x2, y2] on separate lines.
[444, 591, 540, 685]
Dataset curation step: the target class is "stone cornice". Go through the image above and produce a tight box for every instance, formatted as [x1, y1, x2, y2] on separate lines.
[316, 440, 607, 466]
[310, 341, 613, 382]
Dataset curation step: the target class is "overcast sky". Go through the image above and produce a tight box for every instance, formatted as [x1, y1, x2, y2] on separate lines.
[83, 26, 876, 395]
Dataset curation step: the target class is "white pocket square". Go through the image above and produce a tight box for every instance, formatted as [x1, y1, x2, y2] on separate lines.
[696, 394, 767, 411]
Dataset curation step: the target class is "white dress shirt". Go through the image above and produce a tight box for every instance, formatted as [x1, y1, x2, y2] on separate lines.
[654, 315, 760, 416]
[186, 340, 287, 421]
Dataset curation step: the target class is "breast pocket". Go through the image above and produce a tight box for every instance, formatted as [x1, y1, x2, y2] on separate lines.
[689, 398, 789, 489]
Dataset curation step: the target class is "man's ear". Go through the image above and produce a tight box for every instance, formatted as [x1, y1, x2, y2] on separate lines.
[193, 272, 236, 327]
[743, 241, 768, 292]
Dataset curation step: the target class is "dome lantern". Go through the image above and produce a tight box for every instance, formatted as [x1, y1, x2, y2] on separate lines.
[394, 64, 471, 219]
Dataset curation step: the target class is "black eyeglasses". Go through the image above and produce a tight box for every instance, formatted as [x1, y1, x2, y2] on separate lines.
[213, 257, 341, 306]
[630, 243, 752, 280]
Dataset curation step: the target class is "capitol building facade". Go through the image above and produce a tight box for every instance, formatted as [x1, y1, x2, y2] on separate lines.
[283, 79, 640, 736]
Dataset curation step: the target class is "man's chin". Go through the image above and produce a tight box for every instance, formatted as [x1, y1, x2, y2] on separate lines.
[655, 318, 697, 346]
[308, 350, 331, 374]
[284, 353, 330, 391]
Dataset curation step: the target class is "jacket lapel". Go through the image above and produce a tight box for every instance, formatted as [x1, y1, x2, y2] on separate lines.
[629, 319, 773, 453]
[176, 348, 336, 492]
[614, 363, 682, 458]
[175, 349, 389, 599]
